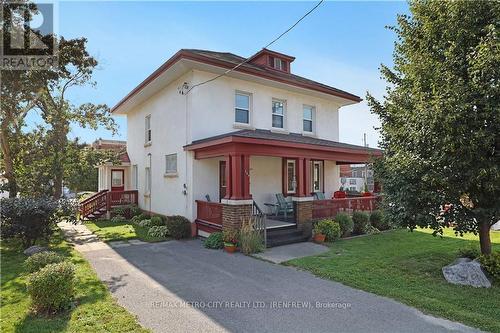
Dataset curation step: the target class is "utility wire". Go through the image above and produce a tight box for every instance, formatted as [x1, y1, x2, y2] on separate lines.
[185, 0, 324, 94]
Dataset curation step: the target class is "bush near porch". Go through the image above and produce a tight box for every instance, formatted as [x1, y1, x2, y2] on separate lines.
[1, 232, 149, 333]
[85, 219, 170, 243]
[286, 228, 500, 333]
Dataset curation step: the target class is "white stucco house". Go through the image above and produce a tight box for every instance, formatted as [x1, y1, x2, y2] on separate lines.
[88, 49, 381, 244]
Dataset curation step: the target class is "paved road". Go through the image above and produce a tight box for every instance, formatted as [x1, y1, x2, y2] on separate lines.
[61, 223, 480, 333]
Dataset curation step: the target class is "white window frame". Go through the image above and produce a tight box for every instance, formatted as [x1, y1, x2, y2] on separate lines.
[132, 165, 138, 190]
[272, 99, 286, 129]
[235, 91, 251, 125]
[165, 153, 177, 175]
[145, 167, 151, 195]
[274, 58, 283, 70]
[303, 105, 315, 133]
[311, 161, 323, 193]
[145, 115, 152, 144]
[286, 159, 297, 194]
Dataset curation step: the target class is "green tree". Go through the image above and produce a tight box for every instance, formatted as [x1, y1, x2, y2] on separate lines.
[368, 1, 500, 254]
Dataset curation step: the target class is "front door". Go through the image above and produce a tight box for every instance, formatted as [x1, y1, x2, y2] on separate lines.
[111, 169, 124, 192]
[219, 161, 226, 201]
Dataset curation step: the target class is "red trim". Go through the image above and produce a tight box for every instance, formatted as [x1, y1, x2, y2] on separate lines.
[111, 50, 361, 113]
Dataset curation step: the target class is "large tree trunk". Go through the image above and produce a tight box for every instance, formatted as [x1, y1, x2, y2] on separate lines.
[478, 220, 491, 255]
[0, 120, 18, 197]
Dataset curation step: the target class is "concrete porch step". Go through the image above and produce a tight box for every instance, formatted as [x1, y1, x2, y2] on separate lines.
[266, 228, 309, 248]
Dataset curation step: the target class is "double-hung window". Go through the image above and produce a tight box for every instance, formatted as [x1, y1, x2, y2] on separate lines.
[303, 105, 314, 133]
[272, 99, 285, 129]
[145, 167, 151, 194]
[132, 165, 138, 189]
[165, 153, 177, 174]
[235, 92, 250, 124]
[145, 115, 152, 143]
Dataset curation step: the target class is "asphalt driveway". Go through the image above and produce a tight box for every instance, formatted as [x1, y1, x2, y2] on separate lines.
[62, 223, 480, 333]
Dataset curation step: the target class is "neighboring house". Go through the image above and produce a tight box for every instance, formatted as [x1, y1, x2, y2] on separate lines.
[93, 139, 131, 193]
[93, 48, 381, 240]
[340, 164, 375, 192]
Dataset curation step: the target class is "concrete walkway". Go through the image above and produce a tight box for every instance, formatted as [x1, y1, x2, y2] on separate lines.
[60, 222, 481, 333]
[253, 242, 329, 263]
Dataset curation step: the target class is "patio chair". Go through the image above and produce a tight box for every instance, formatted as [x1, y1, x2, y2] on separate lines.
[276, 193, 294, 218]
[205, 194, 211, 202]
[313, 192, 326, 200]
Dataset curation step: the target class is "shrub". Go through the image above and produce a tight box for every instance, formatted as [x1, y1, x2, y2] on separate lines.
[26, 262, 75, 314]
[111, 206, 127, 217]
[369, 210, 390, 231]
[352, 211, 370, 234]
[138, 219, 152, 228]
[131, 213, 148, 225]
[0, 197, 77, 247]
[128, 205, 142, 217]
[239, 217, 264, 254]
[150, 216, 164, 226]
[314, 219, 341, 242]
[147, 225, 169, 238]
[204, 232, 224, 249]
[479, 252, 500, 281]
[110, 215, 126, 223]
[457, 245, 480, 259]
[364, 224, 380, 235]
[166, 215, 191, 239]
[335, 213, 353, 237]
[24, 251, 65, 274]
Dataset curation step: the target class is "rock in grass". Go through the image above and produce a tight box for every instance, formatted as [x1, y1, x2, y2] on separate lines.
[23, 245, 48, 256]
[442, 258, 491, 288]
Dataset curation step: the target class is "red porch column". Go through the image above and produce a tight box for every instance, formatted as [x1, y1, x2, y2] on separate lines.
[230, 153, 243, 199]
[296, 157, 305, 196]
[224, 154, 232, 199]
[304, 158, 311, 196]
[242, 154, 251, 199]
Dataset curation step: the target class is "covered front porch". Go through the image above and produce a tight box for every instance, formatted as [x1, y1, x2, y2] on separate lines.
[185, 129, 382, 241]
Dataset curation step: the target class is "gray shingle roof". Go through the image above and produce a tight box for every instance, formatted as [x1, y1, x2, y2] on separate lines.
[187, 129, 381, 153]
[182, 49, 361, 102]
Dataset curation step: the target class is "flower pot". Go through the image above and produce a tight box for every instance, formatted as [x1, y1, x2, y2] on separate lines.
[224, 243, 237, 253]
[313, 233, 326, 243]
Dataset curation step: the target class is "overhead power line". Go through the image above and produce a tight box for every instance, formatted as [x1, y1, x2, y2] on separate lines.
[185, 0, 325, 94]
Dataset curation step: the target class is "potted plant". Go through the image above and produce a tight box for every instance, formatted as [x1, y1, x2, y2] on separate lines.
[223, 229, 239, 253]
[313, 222, 326, 243]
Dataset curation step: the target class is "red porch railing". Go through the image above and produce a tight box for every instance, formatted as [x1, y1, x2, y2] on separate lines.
[195, 200, 223, 226]
[107, 190, 139, 210]
[312, 196, 381, 219]
[79, 190, 138, 220]
[79, 190, 108, 219]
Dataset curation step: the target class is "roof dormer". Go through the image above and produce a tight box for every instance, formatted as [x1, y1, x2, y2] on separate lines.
[249, 49, 295, 74]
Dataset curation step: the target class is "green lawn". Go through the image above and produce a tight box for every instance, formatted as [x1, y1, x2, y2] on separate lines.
[287, 229, 500, 333]
[1, 232, 149, 333]
[85, 220, 169, 243]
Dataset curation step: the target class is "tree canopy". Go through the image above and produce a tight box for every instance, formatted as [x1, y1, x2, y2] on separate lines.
[368, 0, 500, 254]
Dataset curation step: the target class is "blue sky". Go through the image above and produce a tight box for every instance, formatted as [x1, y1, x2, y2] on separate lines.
[30, 1, 409, 148]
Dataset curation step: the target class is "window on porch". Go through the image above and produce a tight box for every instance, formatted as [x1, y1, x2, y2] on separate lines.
[286, 159, 296, 194]
[312, 161, 323, 193]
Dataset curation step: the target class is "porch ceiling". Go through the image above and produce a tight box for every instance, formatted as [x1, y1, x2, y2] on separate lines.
[184, 129, 382, 164]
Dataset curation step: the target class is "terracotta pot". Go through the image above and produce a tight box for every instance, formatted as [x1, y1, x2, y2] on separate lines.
[224, 244, 237, 253]
[314, 233, 326, 243]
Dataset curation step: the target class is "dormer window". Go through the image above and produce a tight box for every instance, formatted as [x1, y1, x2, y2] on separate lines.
[269, 56, 287, 71]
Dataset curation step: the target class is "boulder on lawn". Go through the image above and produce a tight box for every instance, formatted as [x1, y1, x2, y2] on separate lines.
[23, 245, 48, 256]
[442, 258, 491, 288]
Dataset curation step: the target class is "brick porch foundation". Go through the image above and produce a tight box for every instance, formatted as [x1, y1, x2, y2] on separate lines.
[293, 197, 313, 237]
[221, 200, 252, 232]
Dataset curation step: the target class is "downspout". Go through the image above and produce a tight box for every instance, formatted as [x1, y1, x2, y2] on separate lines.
[148, 152, 152, 214]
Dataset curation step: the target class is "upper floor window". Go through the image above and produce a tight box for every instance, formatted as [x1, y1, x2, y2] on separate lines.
[272, 99, 285, 129]
[165, 153, 177, 174]
[303, 105, 315, 133]
[145, 115, 151, 143]
[235, 92, 250, 124]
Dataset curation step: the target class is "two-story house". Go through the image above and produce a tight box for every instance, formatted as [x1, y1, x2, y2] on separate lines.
[95, 48, 381, 242]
